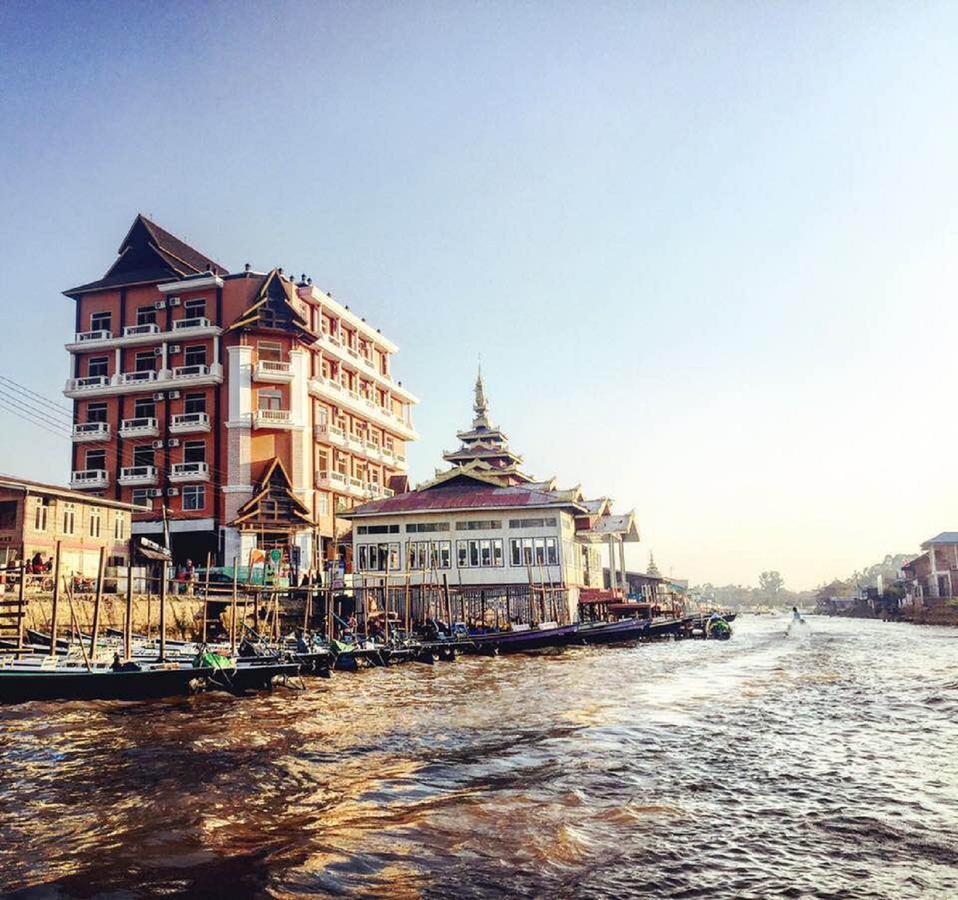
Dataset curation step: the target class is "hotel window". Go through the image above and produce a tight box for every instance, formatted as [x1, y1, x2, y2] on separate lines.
[258, 388, 282, 411]
[0, 501, 17, 530]
[183, 485, 205, 511]
[90, 311, 111, 332]
[136, 306, 157, 326]
[184, 392, 206, 414]
[456, 520, 501, 531]
[184, 297, 206, 318]
[183, 440, 206, 464]
[135, 350, 156, 373]
[63, 503, 76, 535]
[457, 539, 503, 568]
[184, 345, 207, 367]
[546, 538, 559, 566]
[257, 340, 283, 361]
[132, 446, 154, 468]
[131, 489, 152, 510]
[510, 539, 522, 567]
[534, 537, 546, 565]
[316, 448, 329, 479]
[87, 402, 108, 423]
[406, 522, 451, 533]
[89, 508, 101, 538]
[114, 514, 126, 539]
[317, 493, 329, 517]
[133, 398, 156, 419]
[34, 498, 49, 531]
[358, 525, 400, 535]
[334, 452, 348, 476]
[86, 449, 106, 471]
[88, 356, 109, 378]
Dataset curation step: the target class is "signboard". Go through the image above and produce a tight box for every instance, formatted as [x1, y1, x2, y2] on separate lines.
[136, 536, 172, 561]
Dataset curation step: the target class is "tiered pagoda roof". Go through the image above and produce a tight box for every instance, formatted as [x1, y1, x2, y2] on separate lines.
[441, 368, 532, 485]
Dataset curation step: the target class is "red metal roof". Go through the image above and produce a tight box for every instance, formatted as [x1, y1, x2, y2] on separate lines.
[344, 480, 585, 517]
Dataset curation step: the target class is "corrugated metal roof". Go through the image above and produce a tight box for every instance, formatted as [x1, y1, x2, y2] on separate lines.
[343, 481, 586, 517]
[922, 532, 958, 547]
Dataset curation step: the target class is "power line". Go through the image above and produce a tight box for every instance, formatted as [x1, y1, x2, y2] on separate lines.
[0, 374, 73, 420]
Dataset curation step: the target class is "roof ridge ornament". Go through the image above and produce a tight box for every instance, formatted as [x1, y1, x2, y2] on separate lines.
[473, 358, 491, 429]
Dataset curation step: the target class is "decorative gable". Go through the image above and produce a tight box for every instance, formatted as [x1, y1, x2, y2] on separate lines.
[231, 458, 314, 529]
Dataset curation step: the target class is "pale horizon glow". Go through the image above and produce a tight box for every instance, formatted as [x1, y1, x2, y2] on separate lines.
[1, 2, 957, 590]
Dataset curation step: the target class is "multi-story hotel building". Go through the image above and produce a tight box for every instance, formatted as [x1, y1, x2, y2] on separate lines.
[63, 215, 418, 572]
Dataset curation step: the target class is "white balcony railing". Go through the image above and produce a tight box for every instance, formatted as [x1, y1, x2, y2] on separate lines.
[118, 370, 157, 385]
[172, 316, 211, 330]
[74, 329, 112, 342]
[172, 364, 210, 380]
[122, 323, 160, 337]
[314, 423, 346, 445]
[253, 408, 292, 428]
[170, 461, 209, 482]
[254, 359, 293, 381]
[170, 412, 210, 433]
[118, 465, 158, 486]
[70, 469, 109, 489]
[119, 417, 158, 437]
[72, 421, 110, 442]
[69, 375, 110, 391]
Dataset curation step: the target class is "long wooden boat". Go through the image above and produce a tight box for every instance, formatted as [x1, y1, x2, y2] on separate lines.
[572, 617, 653, 645]
[0, 663, 214, 704]
[461, 622, 579, 654]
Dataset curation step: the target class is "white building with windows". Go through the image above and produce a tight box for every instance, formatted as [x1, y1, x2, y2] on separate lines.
[343, 370, 640, 621]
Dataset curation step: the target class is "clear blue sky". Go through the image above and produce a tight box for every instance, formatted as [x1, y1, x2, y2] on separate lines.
[2, 1, 957, 589]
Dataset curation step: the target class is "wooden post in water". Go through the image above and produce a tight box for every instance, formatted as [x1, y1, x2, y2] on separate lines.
[88, 546, 106, 661]
[158, 558, 167, 661]
[201, 551, 212, 644]
[16, 560, 26, 650]
[49, 541, 61, 658]
[65, 579, 92, 672]
[230, 558, 239, 655]
[442, 573, 452, 633]
[303, 567, 314, 634]
[124, 561, 134, 660]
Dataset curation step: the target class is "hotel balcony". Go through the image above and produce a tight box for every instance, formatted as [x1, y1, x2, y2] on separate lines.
[314, 470, 395, 500]
[70, 469, 109, 490]
[253, 408, 294, 430]
[72, 421, 110, 442]
[64, 363, 223, 398]
[313, 330, 419, 404]
[254, 359, 294, 383]
[170, 412, 210, 434]
[170, 461, 210, 483]
[119, 416, 159, 438]
[118, 465, 158, 487]
[313, 424, 407, 471]
[308, 375, 418, 441]
[65, 318, 221, 352]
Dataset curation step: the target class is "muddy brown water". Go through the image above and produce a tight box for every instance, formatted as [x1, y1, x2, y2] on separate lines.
[1, 616, 956, 898]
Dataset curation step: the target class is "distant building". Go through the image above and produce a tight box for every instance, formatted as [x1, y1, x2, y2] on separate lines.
[902, 532, 958, 601]
[0, 475, 134, 574]
[343, 370, 640, 620]
[62, 214, 418, 571]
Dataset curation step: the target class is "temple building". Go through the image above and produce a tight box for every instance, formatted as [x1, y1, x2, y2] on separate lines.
[344, 369, 639, 621]
[62, 214, 418, 573]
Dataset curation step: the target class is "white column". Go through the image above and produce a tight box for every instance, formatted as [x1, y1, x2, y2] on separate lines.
[160, 341, 169, 378]
[607, 533, 616, 593]
[212, 335, 220, 367]
[618, 538, 628, 595]
[113, 347, 121, 382]
[227, 345, 253, 421]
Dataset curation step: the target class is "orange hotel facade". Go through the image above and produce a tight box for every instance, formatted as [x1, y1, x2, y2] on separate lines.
[63, 215, 418, 573]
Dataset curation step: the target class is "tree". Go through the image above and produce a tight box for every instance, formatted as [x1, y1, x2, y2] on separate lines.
[759, 570, 785, 600]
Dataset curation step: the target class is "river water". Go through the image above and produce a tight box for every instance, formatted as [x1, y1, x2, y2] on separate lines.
[1, 616, 956, 898]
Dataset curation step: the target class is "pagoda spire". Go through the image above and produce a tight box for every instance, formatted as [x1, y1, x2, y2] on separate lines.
[473, 360, 491, 429]
[647, 552, 661, 578]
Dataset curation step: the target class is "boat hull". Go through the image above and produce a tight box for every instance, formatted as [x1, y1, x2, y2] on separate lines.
[0, 666, 213, 704]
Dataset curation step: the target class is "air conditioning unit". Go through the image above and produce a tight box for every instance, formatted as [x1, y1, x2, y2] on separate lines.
[153, 392, 165, 402]
[168, 296, 181, 306]
[151, 440, 164, 450]
[169, 344, 181, 354]
[148, 488, 164, 498]
[167, 438, 180, 448]
[153, 347, 164, 356]
[153, 300, 166, 310]
[168, 390, 181, 399]
[167, 487, 180, 497]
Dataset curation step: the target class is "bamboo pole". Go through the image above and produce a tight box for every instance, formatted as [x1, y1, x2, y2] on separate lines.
[49, 541, 61, 658]
[201, 551, 212, 644]
[124, 561, 134, 660]
[16, 560, 26, 650]
[65, 579, 92, 672]
[88, 546, 106, 660]
[230, 557, 238, 655]
[303, 566, 314, 634]
[159, 559, 167, 661]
